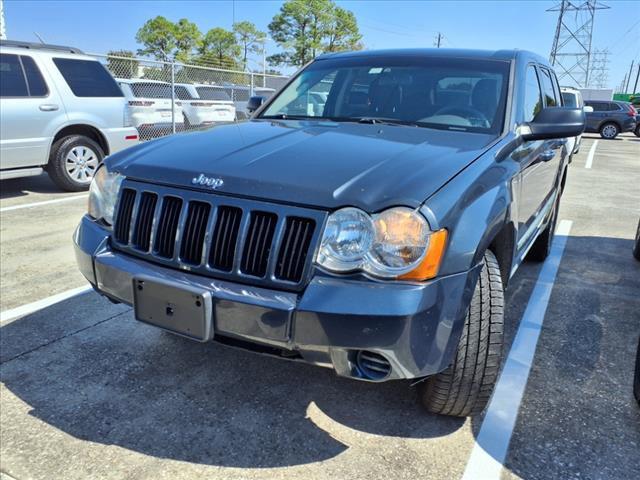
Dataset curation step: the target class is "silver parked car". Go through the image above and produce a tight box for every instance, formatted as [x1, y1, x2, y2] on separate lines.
[0, 40, 139, 191]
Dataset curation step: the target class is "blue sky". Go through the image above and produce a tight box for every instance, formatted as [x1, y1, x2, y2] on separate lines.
[4, 0, 640, 89]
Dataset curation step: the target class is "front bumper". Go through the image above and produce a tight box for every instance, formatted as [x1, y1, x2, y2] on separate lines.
[74, 215, 479, 382]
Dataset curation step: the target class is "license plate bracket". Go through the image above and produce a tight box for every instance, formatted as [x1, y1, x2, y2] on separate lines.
[133, 276, 213, 342]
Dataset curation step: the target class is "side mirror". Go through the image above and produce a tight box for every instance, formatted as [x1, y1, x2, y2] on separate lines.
[520, 107, 585, 141]
[583, 105, 594, 113]
[247, 95, 266, 114]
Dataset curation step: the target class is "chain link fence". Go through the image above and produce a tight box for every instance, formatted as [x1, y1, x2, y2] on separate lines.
[93, 53, 289, 141]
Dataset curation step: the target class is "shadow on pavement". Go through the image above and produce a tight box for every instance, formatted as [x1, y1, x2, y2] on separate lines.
[471, 235, 640, 480]
[0, 174, 67, 200]
[0, 294, 463, 469]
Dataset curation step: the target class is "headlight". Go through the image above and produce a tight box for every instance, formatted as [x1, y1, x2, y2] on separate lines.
[316, 207, 448, 280]
[88, 165, 124, 226]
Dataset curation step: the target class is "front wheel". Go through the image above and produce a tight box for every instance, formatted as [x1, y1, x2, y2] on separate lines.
[600, 122, 619, 139]
[47, 135, 104, 191]
[417, 250, 504, 417]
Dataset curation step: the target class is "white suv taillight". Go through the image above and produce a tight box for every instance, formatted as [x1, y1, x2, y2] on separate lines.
[123, 104, 133, 127]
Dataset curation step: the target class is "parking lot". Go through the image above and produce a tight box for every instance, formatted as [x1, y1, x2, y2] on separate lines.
[1, 133, 639, 480]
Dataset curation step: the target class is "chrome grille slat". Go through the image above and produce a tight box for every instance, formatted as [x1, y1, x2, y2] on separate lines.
[112, 181, 325, 291]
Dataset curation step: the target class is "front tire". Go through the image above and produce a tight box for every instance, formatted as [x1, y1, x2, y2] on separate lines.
[47, 135, 103, 191]
[418, 250, 504, 417]
[599, 122, 619, 139]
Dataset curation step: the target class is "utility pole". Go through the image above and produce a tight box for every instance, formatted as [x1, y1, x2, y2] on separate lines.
[434, 32, 442, 48]
[548, 1, 609, 87]
[624, 60, 634, 93]
[633, 64, 640, 94]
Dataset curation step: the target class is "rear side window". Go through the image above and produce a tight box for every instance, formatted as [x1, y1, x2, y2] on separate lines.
[587, 102, 607, 112]
[129, 82, 172, 98]
[53, 58, 123, 97]
[21, 56, 48, 96]
[0, 54, 28, 97]
[538, 67, 558, 107]
[196, 87, 232, 101]
[523, 65, 543, 122]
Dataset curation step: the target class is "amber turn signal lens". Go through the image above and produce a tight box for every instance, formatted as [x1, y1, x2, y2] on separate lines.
[399, 229, 448, 281]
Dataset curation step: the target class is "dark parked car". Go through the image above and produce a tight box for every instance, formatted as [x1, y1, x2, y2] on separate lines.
[584, 100, 637, 139]
[74, 49, 584, 417]
[634, 114, 640, 137]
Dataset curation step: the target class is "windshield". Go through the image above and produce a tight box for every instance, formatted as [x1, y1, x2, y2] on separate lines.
[130, 82, 173, 99]
[259, 55, 510, 133]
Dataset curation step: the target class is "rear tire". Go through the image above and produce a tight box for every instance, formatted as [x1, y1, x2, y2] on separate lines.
[418, 250, 504, 417]
[599, 122, 619, 139]
[47, 135, 104, 192]
[527, 194, 560, 262]
[635, 124, 640, 138]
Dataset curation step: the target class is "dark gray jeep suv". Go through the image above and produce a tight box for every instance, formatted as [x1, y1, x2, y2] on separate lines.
[74, 49, 584, 417]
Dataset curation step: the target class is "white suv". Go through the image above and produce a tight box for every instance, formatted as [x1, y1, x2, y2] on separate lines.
[116, 78, 184, 139]
[174, 83, 235, 127]
[0, 40, 139, 191]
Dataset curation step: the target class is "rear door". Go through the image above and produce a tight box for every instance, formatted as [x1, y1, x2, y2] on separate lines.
[0, 52, 66, 169]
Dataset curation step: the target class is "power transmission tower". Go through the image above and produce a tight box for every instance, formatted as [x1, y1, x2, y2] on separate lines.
[548, 1, 610, 87]
[434, 32, 442, 48]
[588, 48, 610, 88]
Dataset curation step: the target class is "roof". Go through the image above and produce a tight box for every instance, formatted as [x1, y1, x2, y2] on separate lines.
[0, 39, 83, 54]
[316, 48, 529, 62]
[115, 78, 170, 85]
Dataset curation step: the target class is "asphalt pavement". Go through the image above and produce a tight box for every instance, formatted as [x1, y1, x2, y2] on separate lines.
[1, 133, 639, 480]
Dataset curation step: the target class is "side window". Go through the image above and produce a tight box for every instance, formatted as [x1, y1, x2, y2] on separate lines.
[538, 67, 557, 107]
[550, 71, 562, 106]
[20, 56, 48, 96]
[523, 65, 543, 122]
[52, 58, 123, 97]
[607, 102, 621, 111]
[0, 53, 28, 97]
[591, 102, 607, 112]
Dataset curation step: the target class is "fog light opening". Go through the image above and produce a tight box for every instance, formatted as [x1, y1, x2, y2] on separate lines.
[355, 350, 392, 380]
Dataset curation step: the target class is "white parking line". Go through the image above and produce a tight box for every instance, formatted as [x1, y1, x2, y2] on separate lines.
[585, 140, 598, 169]
[0, 285, 93, 324]
[0, 194, 88, 213]
[462, 219, 573, 480]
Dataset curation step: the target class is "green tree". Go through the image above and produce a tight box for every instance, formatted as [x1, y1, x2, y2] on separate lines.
[174, 18, 201, 62]
[197, 27, 241, 69]
[324, 7, 362, 52]
[268, 0, 361, 67]
[135, 16, 201, 63]
[136, 16, 178, 62]
[233, 21, 267, 71]
[106, 50, 139, 79]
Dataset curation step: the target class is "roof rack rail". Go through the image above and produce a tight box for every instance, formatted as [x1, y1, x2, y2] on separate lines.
[0, 39, 84, 54]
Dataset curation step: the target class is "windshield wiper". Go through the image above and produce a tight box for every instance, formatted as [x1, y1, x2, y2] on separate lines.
[356, 117, 418, 127]
[260, 114, 317, 120]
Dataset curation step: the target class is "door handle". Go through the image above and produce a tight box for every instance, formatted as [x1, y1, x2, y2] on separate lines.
[39, 104, 59, 111]
[539, 150, 555, 162]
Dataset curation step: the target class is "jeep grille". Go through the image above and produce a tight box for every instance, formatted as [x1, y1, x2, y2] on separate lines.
[112, 181, 325, 290]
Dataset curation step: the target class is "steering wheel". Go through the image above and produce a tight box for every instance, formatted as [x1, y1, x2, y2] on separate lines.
[432, 106, 490, 128]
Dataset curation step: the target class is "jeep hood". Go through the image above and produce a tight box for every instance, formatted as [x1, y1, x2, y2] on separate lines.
[109, 120, 495, 211]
